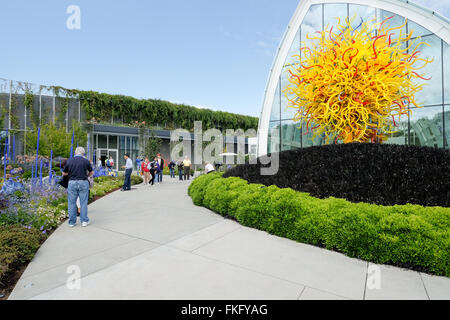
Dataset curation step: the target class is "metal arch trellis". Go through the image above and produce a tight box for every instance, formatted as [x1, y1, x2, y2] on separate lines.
[0, 78, 82, 156]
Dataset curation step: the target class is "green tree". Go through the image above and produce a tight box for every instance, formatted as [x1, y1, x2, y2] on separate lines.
[25, 121, 87, 158]
[144, 131, 162, 159]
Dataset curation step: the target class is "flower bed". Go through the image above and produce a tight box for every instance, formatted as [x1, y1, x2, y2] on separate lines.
[0, 174, 143, 298]
[188, 173, 450, 277]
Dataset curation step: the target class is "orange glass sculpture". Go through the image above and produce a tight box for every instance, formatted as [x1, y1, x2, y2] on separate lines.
[284, 16, 433, 143]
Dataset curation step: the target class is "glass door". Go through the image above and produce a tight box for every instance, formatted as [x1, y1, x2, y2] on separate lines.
[108, 150, 118, 170]
[98, 149, 108, 168]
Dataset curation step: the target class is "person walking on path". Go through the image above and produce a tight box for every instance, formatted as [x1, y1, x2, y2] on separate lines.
[177, 159, 184, 181]
[141, 157, 151, 185]
[149, 157, 158, 186]
[156, 154, 164, 183]
[183, 156, 192, 180]
[121, 154, 133, 191]
[63, 147, 93, 228]
[106, 156, 114, 171]
[154, 155, 159, 183]
[168, 160, 176, 178]
[135, 155, 142, 174]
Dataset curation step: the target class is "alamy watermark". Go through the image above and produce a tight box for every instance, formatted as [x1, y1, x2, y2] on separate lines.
[66, 5, 81, 30]
[66, 265, 81, 290]
[170, 121, 279, 175]
[366, 264, 382, 291]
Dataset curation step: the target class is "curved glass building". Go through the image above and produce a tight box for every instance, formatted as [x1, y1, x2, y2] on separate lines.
[257, 0, 450, 156]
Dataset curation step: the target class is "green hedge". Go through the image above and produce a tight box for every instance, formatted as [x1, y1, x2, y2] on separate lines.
[0, 226, 46, 284]
[79, 90, 258, 131]
[188, 174, 450, 277]
[90, 175, 143, 199]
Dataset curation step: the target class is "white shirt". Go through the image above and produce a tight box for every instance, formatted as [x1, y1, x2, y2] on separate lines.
[125, 158, 133, 170]
[205, 163, 215, 173]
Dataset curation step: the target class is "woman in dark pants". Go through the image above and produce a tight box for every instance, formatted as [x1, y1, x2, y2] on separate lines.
[149, 158, 157, 186]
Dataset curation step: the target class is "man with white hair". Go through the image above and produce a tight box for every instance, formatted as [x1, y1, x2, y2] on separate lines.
[63, 147, 94, 228]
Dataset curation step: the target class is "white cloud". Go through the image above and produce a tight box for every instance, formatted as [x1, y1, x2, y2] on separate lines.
[256, 40, 270, 48]
[219, 26, 243, 41]
[254, 30, 283, 57]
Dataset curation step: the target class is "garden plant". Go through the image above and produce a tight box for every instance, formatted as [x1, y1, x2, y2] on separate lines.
[188, 173, 450, 277]
[0, 169, 143, 295]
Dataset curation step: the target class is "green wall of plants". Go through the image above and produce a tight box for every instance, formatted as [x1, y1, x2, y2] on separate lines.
[78, 90, 258, 131]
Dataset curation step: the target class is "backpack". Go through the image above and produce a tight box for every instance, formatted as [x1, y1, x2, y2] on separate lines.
[58, 175, 69, 189]
[106, 159, 111, 167]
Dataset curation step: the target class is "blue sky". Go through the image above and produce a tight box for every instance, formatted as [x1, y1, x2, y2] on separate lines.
[0, 0, 448, 118]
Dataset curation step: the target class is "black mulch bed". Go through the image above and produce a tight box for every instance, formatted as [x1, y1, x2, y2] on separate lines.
[224, 143, 450, 207]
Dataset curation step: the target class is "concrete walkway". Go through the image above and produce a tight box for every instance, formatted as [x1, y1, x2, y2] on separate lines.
[9, 178, 450, 300]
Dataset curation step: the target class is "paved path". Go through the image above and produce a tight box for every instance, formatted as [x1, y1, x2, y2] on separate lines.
[9, 178, 450, 300]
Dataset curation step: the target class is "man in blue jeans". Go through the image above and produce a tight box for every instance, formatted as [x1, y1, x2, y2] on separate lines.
[121, 153, 133, 191]
[168, 160, 176, 178]
[63, 147, 93, 228]
[156, 154, 164, 183]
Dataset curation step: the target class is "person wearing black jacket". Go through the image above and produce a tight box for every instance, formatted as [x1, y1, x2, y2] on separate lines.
[168, 160, 176, 178]
[149, 158, 157, 186]
[63, 147, 93, 228]
[177, 159, 184, 181]
[156, 154, 164, 183]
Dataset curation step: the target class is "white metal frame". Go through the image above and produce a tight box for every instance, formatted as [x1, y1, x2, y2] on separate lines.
[94, 134, 120, 169]
[257, 0, 450, 156]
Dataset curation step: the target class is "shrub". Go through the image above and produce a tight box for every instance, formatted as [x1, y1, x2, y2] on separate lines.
[224, 143, 450, 207]
[0, 226, 46, 284]
[21, 171, 32, 180]
[234, 185, 281, 231]
[188, 174, 450, 277]
[131, 175, 144, 185]
[203, 177, 249, 217]
[25, 121, 87, 158]
[188, 172, 222, 206]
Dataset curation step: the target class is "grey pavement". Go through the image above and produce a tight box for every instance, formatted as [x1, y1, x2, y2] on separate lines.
[9, 177, 450, 300]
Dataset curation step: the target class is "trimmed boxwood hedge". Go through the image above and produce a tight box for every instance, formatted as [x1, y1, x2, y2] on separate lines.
[224, 143, 450, 207]
[0, 226, 46, 284]
[188, 173, 450, 277]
